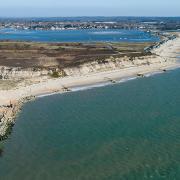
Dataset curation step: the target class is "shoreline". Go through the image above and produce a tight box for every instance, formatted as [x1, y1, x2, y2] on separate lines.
[0, 33, 180, 140]
[37, 63, 180, 99]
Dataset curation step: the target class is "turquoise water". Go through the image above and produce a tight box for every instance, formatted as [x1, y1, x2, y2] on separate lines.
[0, 29, 158, 42]
[1, 69, 180, 179]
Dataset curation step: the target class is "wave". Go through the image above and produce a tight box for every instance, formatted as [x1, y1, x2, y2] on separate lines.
[71, 82, 111, 92]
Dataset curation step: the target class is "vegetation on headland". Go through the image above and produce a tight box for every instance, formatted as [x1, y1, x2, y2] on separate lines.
[0, 41, 154, 69]
[50, 71, 61, 78]
[50, 70, 67, 78]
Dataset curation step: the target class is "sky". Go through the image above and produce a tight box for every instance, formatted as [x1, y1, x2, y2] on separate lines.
[0, 0, 180, 17]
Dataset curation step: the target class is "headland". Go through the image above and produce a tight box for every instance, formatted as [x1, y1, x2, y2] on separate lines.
[0, 32, 180, 140]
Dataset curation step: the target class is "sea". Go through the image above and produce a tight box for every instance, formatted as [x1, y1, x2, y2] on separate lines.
[0, 28, 180, 179]
[0, 67, 180, 179]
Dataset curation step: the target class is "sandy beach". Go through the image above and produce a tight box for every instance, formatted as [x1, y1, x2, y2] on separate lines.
[0, 32, 180, 138]
[0, 60, 179, 106]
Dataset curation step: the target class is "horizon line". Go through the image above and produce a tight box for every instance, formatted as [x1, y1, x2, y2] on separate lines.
[0, 15, 180, 18]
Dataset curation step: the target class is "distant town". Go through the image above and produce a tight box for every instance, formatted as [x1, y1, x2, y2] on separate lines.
[0, 17, 180, 31]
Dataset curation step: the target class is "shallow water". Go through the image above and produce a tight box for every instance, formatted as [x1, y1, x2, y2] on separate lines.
[1, 69, 180, 179]
[0, 29, 158, 42]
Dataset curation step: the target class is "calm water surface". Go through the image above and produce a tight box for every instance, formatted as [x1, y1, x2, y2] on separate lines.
[1, 69, 180, 179]
[0, 29, 158, 42]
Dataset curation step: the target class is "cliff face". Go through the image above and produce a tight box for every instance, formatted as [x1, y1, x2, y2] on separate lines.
[64, 55, 168, 76]
[0, 55, 171, 80]
[0, 66, 49, 80]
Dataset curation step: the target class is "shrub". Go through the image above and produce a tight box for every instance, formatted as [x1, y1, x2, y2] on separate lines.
[51, 71, 60, 78]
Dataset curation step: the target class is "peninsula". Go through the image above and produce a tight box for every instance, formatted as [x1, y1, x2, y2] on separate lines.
[0, 32, 180, 140]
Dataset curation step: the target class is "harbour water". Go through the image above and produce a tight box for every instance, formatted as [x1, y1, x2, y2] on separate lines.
[1, 68, 180, 179]
[0, 29, 158, 42]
